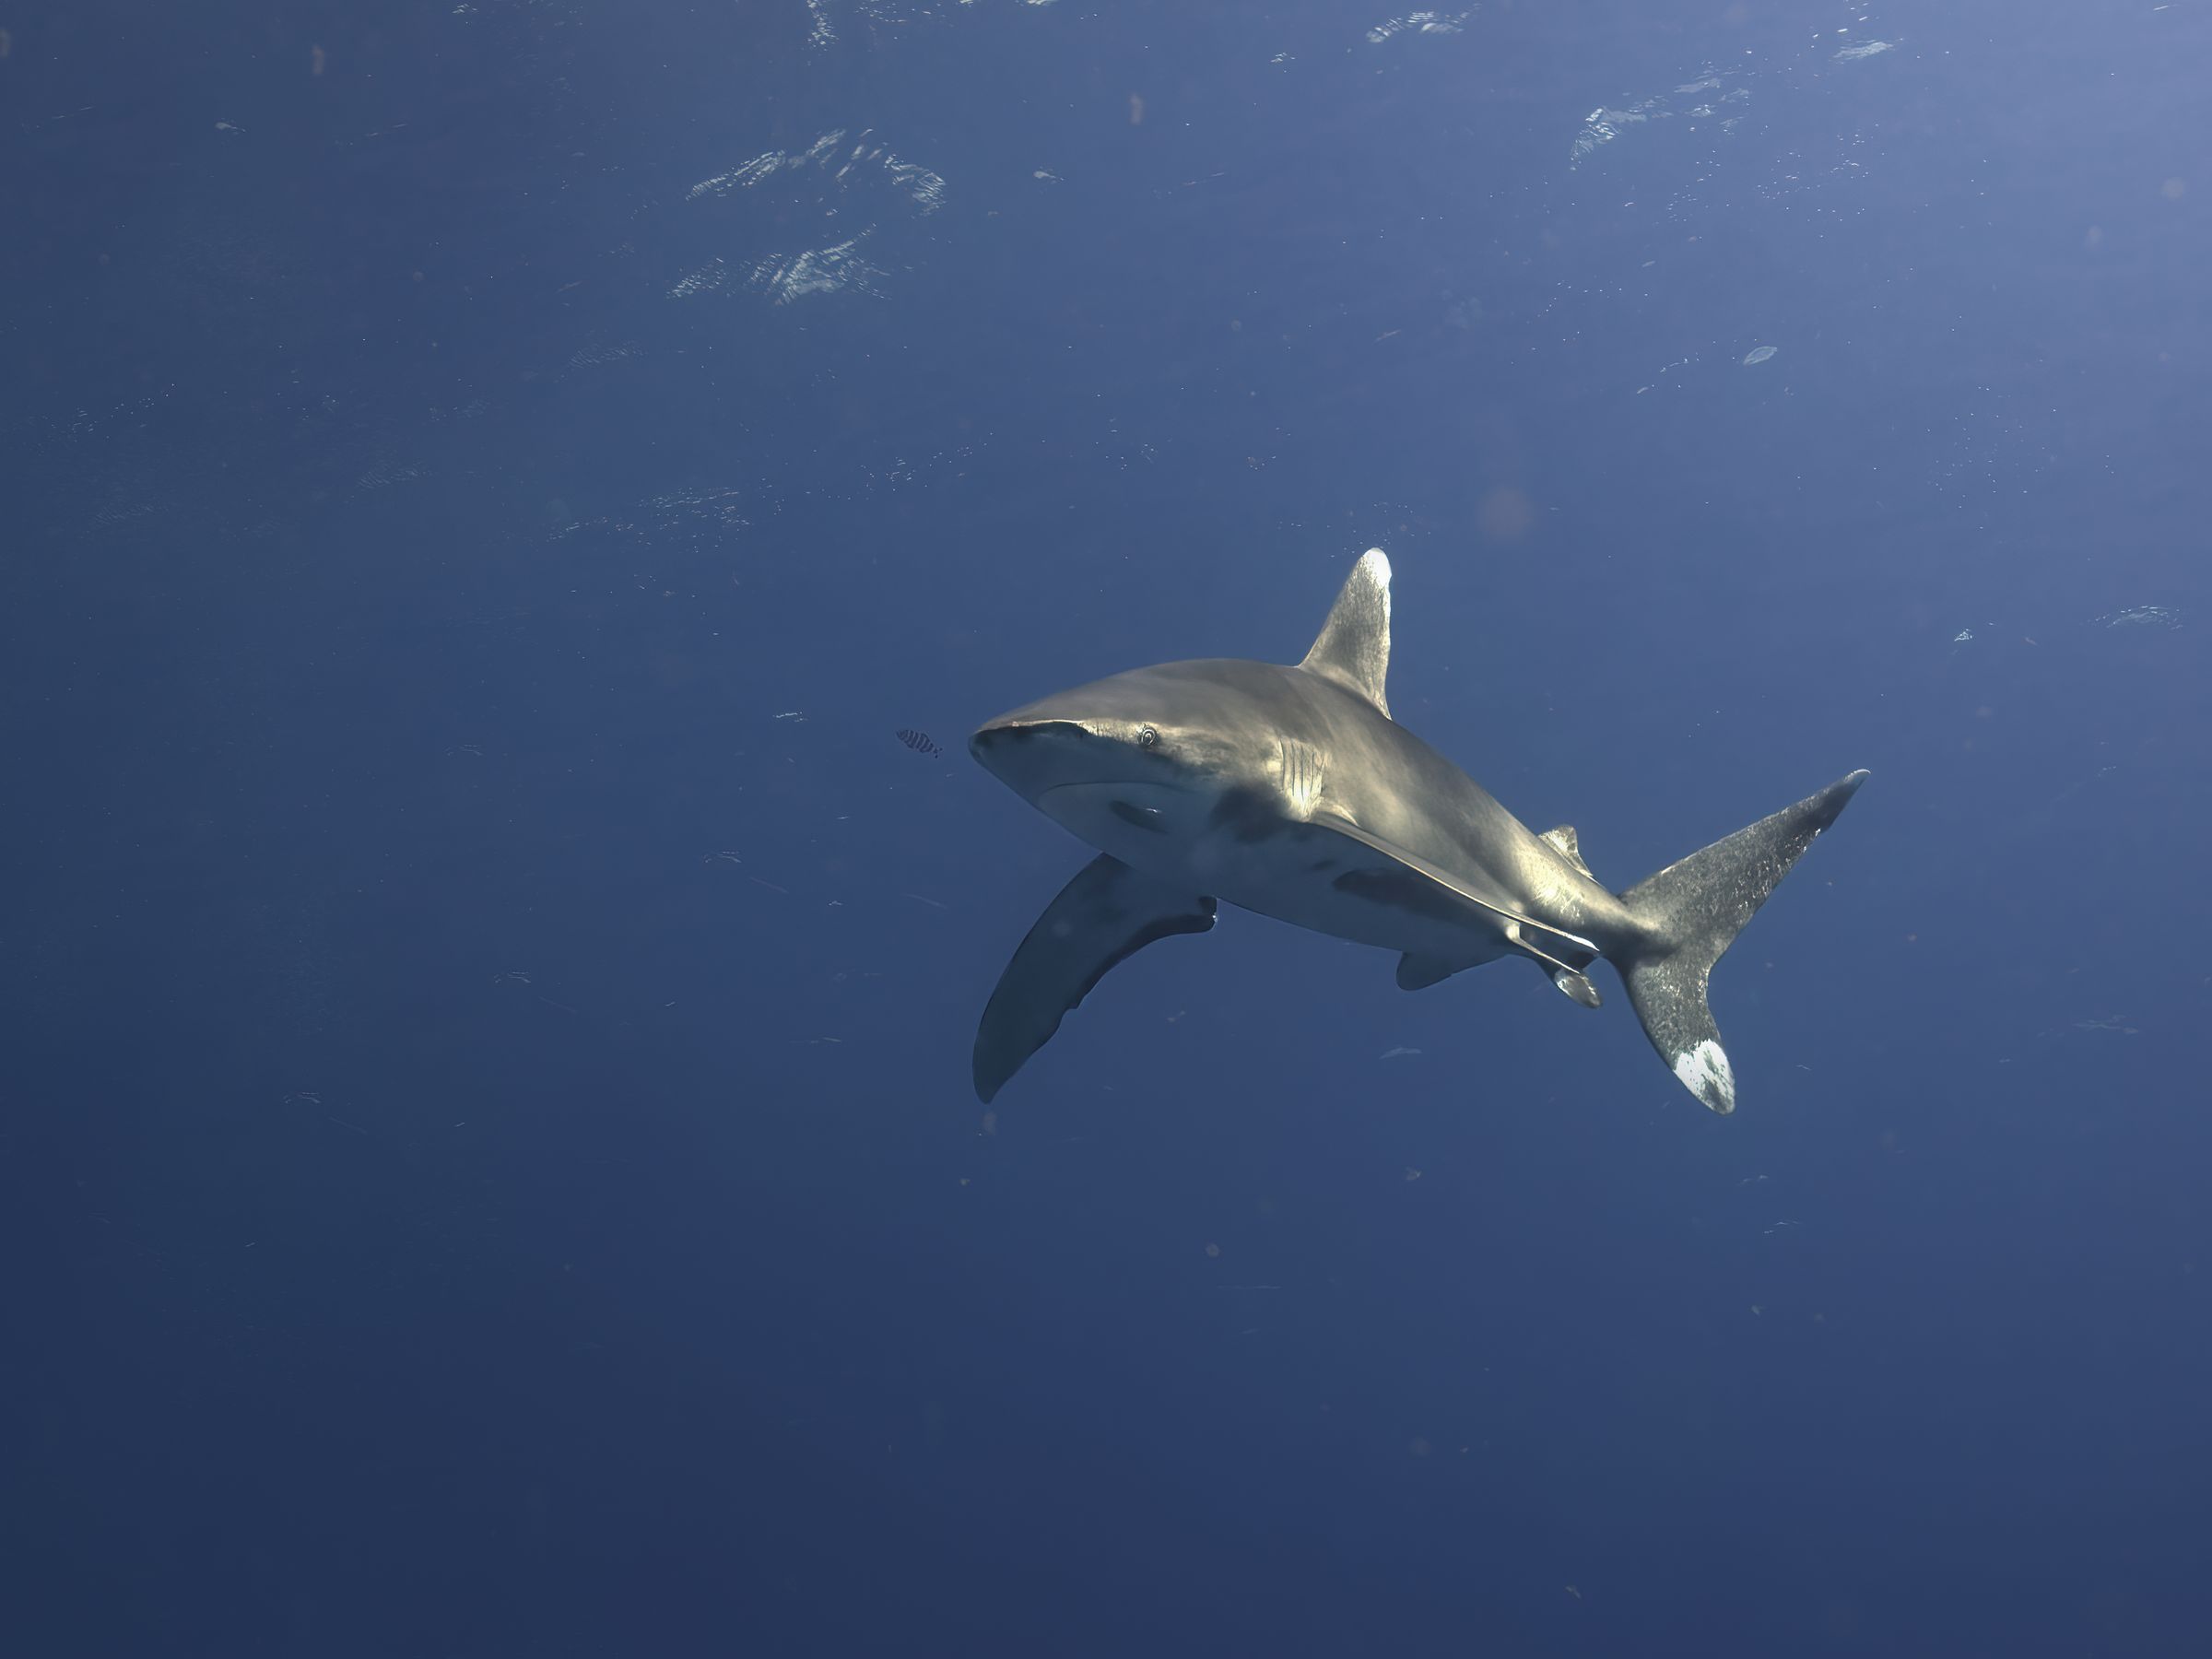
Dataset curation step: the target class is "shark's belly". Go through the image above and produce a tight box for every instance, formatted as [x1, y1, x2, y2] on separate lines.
[1234, 883, 1505, 962]
[1202, 840, 1506, 959]
[1044, 784, 1526, 965]
[1182, 816, 1513, 964]
[1040, 782, 1216, 870]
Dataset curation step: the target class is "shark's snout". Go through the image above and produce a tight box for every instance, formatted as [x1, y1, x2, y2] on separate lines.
[969, 715, 1101, 800]
[970, 715, 1087, 759]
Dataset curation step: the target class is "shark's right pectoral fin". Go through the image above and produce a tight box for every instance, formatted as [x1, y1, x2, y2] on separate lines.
[973, 853, 1217, 1102]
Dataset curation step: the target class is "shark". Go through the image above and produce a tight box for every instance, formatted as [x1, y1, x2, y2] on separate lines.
[969, 549, 1866, 1113]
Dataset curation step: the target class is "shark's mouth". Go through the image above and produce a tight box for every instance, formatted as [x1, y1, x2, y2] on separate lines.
[1038, 782, 1193, 840]
[1040, 782, 1188, 806]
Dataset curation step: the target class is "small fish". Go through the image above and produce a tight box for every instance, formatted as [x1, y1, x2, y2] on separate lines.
[895, 727, 944, 759]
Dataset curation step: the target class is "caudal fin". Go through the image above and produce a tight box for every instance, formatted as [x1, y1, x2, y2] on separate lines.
[1614, 771, 1868, 1114]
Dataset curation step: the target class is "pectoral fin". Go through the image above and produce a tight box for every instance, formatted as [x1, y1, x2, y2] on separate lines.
[974, 853, 1217, 1102]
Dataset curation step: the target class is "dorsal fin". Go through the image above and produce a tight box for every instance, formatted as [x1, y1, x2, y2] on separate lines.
[1299, 548, 1392, 718]
[1541, 824, 1595, 880]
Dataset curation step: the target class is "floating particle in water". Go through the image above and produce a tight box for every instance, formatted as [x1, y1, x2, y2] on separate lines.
[2094, 605, 2181, 629]
[1367, 10, 1471, 44]
[895, 727, 944, 758]
[1743, 345, 1778, 365]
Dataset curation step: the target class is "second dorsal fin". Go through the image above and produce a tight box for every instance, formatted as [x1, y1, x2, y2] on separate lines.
[1299, 548, 1392, 718]
[1541, 824, 1595, 880]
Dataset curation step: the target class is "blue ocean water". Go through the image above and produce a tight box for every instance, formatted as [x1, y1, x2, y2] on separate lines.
[6, 2, 2207, 1653]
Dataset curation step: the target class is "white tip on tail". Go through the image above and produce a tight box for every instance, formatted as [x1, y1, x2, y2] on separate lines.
[1673, 1039, 1736, 1115]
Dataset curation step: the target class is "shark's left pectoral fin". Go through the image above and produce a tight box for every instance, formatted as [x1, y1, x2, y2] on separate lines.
[974, 853, 1217, 1102]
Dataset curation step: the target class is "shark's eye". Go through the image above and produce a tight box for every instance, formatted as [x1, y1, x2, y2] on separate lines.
[1136, 724, 1159, 748]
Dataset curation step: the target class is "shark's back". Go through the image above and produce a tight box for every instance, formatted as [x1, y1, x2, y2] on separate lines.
[1173, 654, 1577, 900]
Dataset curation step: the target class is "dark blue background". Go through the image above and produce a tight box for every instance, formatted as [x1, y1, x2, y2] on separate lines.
[6, 2, 2207, 1653]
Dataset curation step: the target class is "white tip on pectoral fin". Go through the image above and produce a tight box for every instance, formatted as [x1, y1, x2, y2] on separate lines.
[1672, 1039, 1736, 1115]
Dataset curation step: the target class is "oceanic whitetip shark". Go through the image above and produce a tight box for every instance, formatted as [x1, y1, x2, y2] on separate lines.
[970, 549, 1866, 1112]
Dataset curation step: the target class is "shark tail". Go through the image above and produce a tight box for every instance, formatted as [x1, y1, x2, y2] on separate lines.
[1611, 771, 1868, 1114]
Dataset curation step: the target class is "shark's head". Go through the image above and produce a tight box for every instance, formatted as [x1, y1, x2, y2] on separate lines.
[971, 663, 1260, 853]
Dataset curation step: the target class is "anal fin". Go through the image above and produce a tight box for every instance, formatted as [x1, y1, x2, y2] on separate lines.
[1502, 920, 1603, 1008]
[1549, 966, 1602, 1007]
[1396, 953, 1458, 992]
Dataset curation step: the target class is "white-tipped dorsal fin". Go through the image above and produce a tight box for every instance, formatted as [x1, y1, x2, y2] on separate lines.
[1300, 548, 1392, 717]
[1540, 824, 1595, 880]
